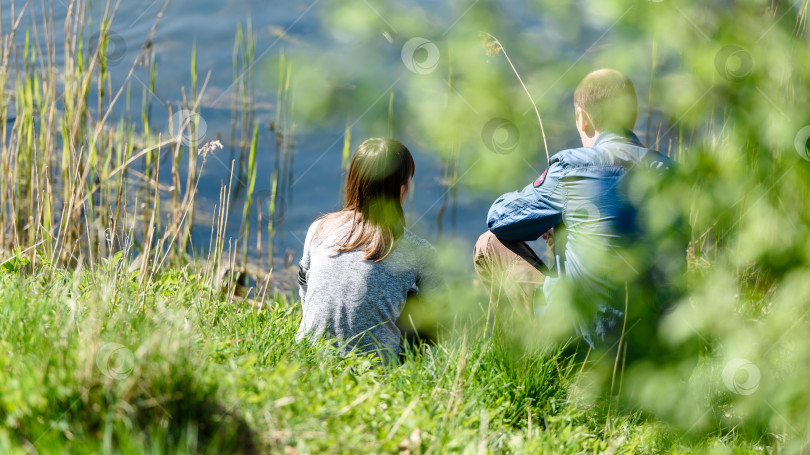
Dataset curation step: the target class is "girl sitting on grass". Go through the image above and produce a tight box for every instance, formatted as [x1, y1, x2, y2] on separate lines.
[296, 138, 445, 363]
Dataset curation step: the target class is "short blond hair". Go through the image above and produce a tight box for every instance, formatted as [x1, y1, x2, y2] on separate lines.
[574, 69, 638, 131]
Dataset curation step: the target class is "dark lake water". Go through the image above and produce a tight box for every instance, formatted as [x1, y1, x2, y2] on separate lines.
[2, 0, 672, 273]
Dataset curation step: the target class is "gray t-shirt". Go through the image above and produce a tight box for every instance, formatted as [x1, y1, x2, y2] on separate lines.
[296, 217, 444, 361]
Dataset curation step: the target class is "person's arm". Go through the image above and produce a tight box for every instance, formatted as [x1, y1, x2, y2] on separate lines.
[400, 243, 447, 345]
[486, 160, 566, 242]
[415, 244, 446, 299]
[297, 261, 308, 305]
[297, 219, 321, 305]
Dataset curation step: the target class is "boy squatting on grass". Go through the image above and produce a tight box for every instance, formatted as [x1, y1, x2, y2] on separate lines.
[295, 138, 446, 363]
[474, 69, 688, 352]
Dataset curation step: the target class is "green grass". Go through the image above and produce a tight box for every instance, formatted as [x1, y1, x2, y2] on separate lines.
[1, 1, 809, 452]
[0, 257, 775, 454]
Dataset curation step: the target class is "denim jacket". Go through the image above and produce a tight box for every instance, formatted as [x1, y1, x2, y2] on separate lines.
[487, 130, 678, 347]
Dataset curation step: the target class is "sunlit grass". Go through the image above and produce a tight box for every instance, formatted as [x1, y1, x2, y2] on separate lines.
[0, 261, 774, 454]
[1, 0, 810, 452]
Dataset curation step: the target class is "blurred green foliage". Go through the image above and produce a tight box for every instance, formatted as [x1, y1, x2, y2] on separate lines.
[1, 0, 809, 451]
[289, 0, 810, 448]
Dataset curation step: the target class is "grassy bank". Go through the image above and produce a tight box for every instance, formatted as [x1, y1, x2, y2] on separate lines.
[0, 258, 772, 454]
[2, 0, 810, 453]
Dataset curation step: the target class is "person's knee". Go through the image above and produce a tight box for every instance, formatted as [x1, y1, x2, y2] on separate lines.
[474, 231, 501, 282]
[474, 231, 497, 259]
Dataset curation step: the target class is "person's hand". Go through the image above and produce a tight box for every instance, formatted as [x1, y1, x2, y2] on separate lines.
[541, 227, 554, 249]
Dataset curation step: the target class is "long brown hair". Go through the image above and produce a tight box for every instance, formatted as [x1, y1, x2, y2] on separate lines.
[315, 138, 415, 262]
